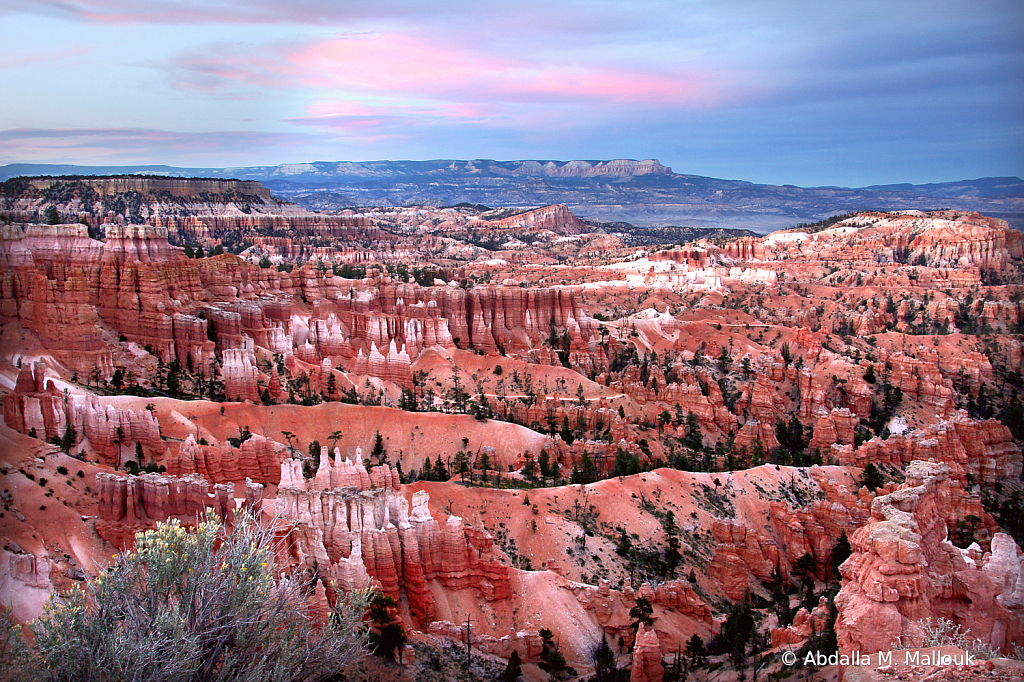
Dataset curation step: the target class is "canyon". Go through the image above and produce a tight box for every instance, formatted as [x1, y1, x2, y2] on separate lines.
[1, 175, 1023, 681]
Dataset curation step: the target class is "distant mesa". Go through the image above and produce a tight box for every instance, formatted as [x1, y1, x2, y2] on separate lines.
[2, 160, 1020, 231]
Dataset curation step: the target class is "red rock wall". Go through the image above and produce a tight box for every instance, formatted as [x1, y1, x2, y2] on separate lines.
[165, 434, 284, 486]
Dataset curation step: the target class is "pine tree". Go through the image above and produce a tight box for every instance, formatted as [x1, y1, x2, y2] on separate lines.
[433, 456, 447, 481]
[371, 432, 386, 464]
[685, 632, 707, 668]
[501, 650, 523, 681]
[629, 597, 654, 632]
[591, 635, 617, 681]
[861, 463, 885, 491]
[538, 449, 551, 480]
[367, 593, 406, 659]
[830, 530, 852, 580]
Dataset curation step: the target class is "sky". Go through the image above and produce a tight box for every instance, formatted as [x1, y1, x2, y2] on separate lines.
[0, 0, 1021, 187]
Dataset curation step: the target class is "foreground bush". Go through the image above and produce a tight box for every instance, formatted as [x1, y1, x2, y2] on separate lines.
[23, 514, 371, 682]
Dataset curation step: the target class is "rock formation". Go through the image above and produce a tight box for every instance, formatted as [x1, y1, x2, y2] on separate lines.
[165, 434, 283, 486]
[708, 470, 872, 597]
[3, 179, 1024, 680]
[770, 597, 833, 648]
[94, 471, 264, 545]
[492, 204, 587, 235]
[272, 453, 510, 628]
[835, 460, 1024, 656]
[221, 339, 260, 402]
[630, 622, 664, 682]
[833, 413, 1022, 486]
[3, 367, 162, 465]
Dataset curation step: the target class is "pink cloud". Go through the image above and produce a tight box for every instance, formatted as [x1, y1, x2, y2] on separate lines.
[290, 34, 717, 107]
[172, 32, 729, 110]
[299, 99, 496, 124]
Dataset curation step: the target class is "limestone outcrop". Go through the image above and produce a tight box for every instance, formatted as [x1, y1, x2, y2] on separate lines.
[221, 340, 260, 402]
[757, 211, 1022, 271]
[0, 214, 587, 389]
[708, 471, 871, 598]
[94, 471, 264, 545]
[73, 396, 162, 465]
[3, 366, 162, 465]
[272, 452, 510, 628]
[770, 597, 833, 648]
[165, 434, 284, 485]
[835, 460, 1024, 656]
[492, 204, 587, 235]
[630, 622, 664, 682]
[571, 578, 713, 654]
[833, 413, 1022, 486]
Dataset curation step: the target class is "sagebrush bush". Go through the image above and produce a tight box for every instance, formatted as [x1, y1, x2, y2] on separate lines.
[898, 617, 1001, 660]
[17, 513, 371, 682]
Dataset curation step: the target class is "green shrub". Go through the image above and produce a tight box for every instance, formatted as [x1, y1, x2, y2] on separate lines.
[27, 514, 371, 681]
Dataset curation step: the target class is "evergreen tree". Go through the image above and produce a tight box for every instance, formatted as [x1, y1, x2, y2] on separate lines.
[479, 451, 490, 482]
[613, 448, 639, 476]
[538, 449, 552, 480]
[501, 650, 523, 682]
[58, 424, 76, 454]
[560, 416, 575, 445]
[830, 531, 852, 580]
[591, 635, 617, 681]
[684, 411, 703, 451]
[629, 597, 654, 631]
[570, 452, 596, 484]
[371, 432, 386, 464]
[721, 598, 756, 667]
[616, 528, 632, 557]
[685, 633, 707, 668]
[523, 454, 538, 480]
[861, 463, 885, 491]
[433, 456, 448, 481]
[794, 552, 816, 583]
[367, 593, 406, 659]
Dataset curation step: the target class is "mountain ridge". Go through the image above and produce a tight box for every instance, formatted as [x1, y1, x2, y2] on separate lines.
[1, 160, 1021, 232]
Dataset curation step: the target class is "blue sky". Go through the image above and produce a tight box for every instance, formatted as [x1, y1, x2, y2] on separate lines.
[0, 0, 1021, 186]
